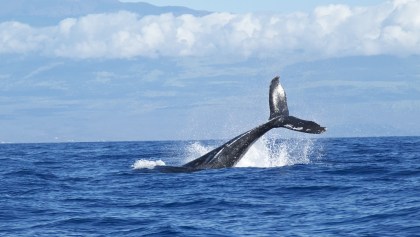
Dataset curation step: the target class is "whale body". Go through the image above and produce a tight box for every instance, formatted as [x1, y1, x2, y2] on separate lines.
[181, 76, 326, 170]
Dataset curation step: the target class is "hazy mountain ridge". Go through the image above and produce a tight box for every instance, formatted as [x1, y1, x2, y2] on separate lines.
[1, 53, 419, 142]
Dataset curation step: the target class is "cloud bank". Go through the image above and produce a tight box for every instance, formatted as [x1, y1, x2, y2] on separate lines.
[0, 0, 419, 59]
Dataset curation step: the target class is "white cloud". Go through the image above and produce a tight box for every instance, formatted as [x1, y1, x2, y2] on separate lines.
[0, 21, 48, 53]
[314, 4, 353, 34]
[0, 0, 419, 59]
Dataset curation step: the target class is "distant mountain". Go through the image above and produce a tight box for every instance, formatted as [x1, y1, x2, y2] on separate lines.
[0, 0, 209, 26]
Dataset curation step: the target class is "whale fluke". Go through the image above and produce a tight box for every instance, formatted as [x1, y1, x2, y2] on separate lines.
[277, 116, 326, 134]
[268, 76, 326, 134]
[269, 76, 289, 119]
[182, 76, 326, 170]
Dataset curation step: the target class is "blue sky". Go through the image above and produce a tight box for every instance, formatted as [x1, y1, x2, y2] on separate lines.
[0, 0, 419, 143]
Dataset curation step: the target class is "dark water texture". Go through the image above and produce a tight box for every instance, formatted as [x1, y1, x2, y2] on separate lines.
[1, 137, 419, 236]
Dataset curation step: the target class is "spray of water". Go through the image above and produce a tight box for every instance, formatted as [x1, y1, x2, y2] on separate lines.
[132, 136, 319, 170]
[182, 136, 318, 168]
[183, 141, 215, 163]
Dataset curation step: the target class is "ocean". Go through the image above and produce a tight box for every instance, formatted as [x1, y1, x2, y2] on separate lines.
[1, 136, 419, 236]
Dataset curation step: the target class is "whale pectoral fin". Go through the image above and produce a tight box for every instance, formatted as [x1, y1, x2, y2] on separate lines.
[282, 116, 326, 134]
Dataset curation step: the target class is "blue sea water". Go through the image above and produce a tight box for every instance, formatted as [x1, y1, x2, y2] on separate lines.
[1, 136, 419, 236]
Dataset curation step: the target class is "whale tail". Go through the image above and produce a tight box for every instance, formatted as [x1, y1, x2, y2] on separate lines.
[269, 76, 326, 134]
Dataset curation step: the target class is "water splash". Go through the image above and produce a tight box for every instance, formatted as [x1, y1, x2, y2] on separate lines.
[182, 137, 318, 168]
[132, 138, 319, 170]
[132, 159, 166, 169]
[236, 136, 316, 168]
[183, 141, 215, 163]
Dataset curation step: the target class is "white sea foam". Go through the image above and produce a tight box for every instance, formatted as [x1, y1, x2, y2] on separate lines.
[183, 136, 317, 168]
[131, 159, 166, 169]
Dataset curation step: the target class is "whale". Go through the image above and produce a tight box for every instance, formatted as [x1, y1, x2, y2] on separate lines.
[178, 76, 326, 170]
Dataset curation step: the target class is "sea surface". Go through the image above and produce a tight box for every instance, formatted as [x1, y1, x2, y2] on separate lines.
[1, 136, 419, 236]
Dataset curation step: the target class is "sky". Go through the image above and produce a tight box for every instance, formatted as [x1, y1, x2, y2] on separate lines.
[0, 0, 419, 143]
[121, 0, 386, 13]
